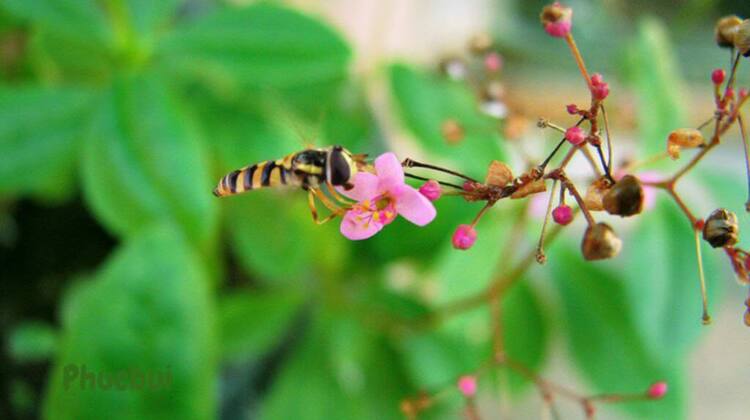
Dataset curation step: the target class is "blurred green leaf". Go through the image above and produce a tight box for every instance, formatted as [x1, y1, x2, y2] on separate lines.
[124, 0, 179, 36]
[218, 290, 303, 363]
[81, 73, 217, 245]
[1, 0, 111, 47]
[44, 224, 216, 420]
[8, 320, 57, 362]
[389, 63, 507, 176]
[159, 3, 351, 93]
[28, 29, 114, 82]
[623, 199, 721, 358]
[626, 17, 687, 156]
[261, 311, 407, 420]
[550, 246, 685, 420]
[0, 86, 94, 199]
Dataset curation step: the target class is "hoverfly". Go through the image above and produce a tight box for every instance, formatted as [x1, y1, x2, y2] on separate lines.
[213, 146, 368, 224]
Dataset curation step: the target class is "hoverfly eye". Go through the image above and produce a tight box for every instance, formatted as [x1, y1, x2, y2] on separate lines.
[329, 149, 351, 186]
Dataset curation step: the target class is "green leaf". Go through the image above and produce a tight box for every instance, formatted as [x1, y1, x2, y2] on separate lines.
[389, 63, 507, 176]
[8, 321, 58, 362]
[550, 245, 686, 420]
[43, 224, 216, 420]
[1, 0, 111, 47]
[81, 73, 217, 245]
[626, 17, 686, 156]
[0, 86, 94, 199]
[124, 0, 179, 35]
[261, 312, 408, 420]
[218, 290, 303, 363]
[159, 3, 351, 92]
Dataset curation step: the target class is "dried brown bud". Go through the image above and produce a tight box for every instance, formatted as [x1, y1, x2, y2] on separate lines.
[581, 222, 622, 261]
[603, 175, 644, 217]
[439, 56, 467, 81]
[667, 128, 704, 160]
[733, 19, 750, 56]
[715, 15, 743, 48]
[540, 3, 572, 27]
[511, 179, 546, 199]
[485, 160, 513, 187]
[583, 178, 612, 211]
[441, 119, 465, 144]
[469, 33, 493, 54]
[702, 208, 739, 248]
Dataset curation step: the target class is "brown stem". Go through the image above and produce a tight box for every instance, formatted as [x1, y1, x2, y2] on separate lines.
[564, 33, 592, 89]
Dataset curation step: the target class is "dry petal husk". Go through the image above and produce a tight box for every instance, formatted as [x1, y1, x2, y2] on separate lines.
[734, 19, 750, 56]
[485, 160, 513, 187]
[583, 178, 611, 211]
[715, 15, 743, 48]
[603, 175, 644, 217]
[667, 128, 704, 160]
[581, 222, 622, 261]
[703, 208, 739, 248]
[511, 179, 546, 199]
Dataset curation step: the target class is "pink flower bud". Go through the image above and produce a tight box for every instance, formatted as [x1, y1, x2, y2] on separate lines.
[592, 82, 610, 101]
[540, 3, 573, 38]
[566, 103, 579, 114]
[484, 52, 503, 73]
[740, 88, 749, 99]
[711, 68, 726, 85]
[463, 180, 478, 192]
[419, 180, 442, 201]
[452, 224, 477, 250]
[552, 204, 573, 225]
[457, 375, 477, 397]
[647, 381, 668, 399]
[565, 126, 586, 146]
[590, 73, 604, 86]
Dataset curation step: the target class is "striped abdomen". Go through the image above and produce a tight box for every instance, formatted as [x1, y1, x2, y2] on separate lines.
[213, 159, 293, 197]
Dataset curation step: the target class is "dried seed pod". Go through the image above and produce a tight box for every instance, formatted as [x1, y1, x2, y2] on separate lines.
[581, 222, 622, 261]
[540, 3, 572, 28]
[441, 119, 465, 144]
[715, 15, 743, 48]
[511, 179, 546, 199]
[603, 175, 644, 217]
[485, 160, 513, 187]
[583, 178, 612, 211]
[439, 56, 467, 81]
[703, 208, 739, 248]
[469, 33, 493, 54]
[734, 19, 750, 56]
[667, 128, 705, 160]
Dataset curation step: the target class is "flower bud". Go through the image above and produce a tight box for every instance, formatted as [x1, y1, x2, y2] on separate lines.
[647, 381, 668, 399]
[603, 175, 644, 217]
[453, 224, 478, 250]
[457, 375, 477, 397]
[565, 126, 586, 145]
[733, 19, 750, 56]
[484, 52, 503, 73]
[540, 3, 573, 38]
[566, 103, 579, 114]
[590, 73, 604, 86]
[711, 68, 726, 85]
[667, 128, 705, 160]
[702, 208, 739, 248]
[441, 119, 465, 144]
[581, 222, 622, 261]
[715, 15, 743, 48]
[552, 204, 574, 225]
[419, 180, 442, 201]
[592, 83, 610, 101]
[485, 160, 513, 187]
[439, 56, 467, 80]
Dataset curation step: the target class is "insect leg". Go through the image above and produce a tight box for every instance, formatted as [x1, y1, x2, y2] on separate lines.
[325, 180, 356, 206]
[307, 188, 345, 225]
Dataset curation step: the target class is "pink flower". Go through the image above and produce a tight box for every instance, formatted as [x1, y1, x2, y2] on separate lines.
[457, 375, 477, 397]
[452, 224, 477, 250]
[711, 68, 726, 85]
[646, 381, 668, 399]
[484, 52, 503, 73]
[552, 204, 573, 225]
[339, 153, 436, 240]
[419, 180, 442, 201]
[565, 126, 586, 145]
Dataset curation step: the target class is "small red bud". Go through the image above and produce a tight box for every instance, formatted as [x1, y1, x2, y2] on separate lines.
[419, 180, 442, 201]
[463, 180, 477, 192]
[566, 103, 579, 114]
[552, 204, 574, 225]
[452, 224, 478, 250]
[457, 375, 477, 397]
[711, 68, 726, 85]
[565, 126, 586, 146]
[590, 73, 604, 86]
[592, 82, 610, 101]
[647, 381, 668, 399]
[740, 88, 749, 99]
[484, 52, 503, 73]
[540, 3, 573, 38]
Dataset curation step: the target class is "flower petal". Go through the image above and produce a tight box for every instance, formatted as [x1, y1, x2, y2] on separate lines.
[340, 210, 383, 240]
[394, 185, 436, 226]
[374, 152, 404, 192]
[338, 172, 379, 201]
